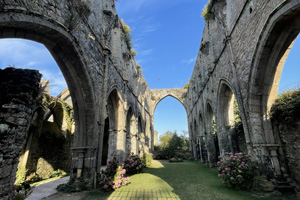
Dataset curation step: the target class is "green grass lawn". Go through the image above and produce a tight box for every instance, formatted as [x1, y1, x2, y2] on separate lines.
[82, 160, 297, 200]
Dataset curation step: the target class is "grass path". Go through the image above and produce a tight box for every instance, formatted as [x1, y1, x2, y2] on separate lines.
[81, 160, 296, 200]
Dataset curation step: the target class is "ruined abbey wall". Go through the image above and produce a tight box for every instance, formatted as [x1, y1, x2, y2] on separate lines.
[0, 0, 157, 193]
[0, 68, 41, 200]
[2, 0, 300, 197]
[187, 0, 300, 187]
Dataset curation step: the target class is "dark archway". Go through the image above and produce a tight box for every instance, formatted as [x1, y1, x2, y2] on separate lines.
[206, 103, 219, 166]
[102, 117, 110, 166]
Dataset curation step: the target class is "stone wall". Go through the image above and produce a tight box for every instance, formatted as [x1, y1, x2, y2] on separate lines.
[187, 0, 300, 181]
[274, 121, 300, 192]
[0, 67, 41, 200]
[16, 95, 74, 181]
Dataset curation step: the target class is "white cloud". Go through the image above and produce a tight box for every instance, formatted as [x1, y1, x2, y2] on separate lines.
[40, 70, 67, 96]
[139, 49, 153, 56]
[0, 39, 52, 69]
[0, 39, 67, 96]
[182, 57, 196, 65]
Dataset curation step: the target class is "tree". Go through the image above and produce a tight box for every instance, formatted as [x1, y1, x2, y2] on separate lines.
[159, 131, 173, 149]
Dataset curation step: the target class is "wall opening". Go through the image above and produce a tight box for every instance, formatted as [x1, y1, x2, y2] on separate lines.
[102, 117, 110, 166]
[154, 96, 188, 144]
[0, 38, 78, 185]
[206, 103, 219, 165]
[217, 83, 247, 155]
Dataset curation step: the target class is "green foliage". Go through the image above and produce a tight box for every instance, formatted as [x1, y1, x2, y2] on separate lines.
[169, 157, 183, 162]
[184, 83, 189, 89]
[156, 131, 190, 160]
[202, 0, 213, 21]
[14, 193, 25, 200]
[131, 49, 137, 56]
[13, 181, 31, 200]
[142, 153, 153, 167]
[102, 157, 119, 177]
[270, 88, 300, 125]
[77, 2, 91, 17]
[233, 99, 244, 137]
[123, 154, 143, 175]
[159, 131, 174, 149]
[120, 19, 132, 49]
[217, 153, 258, 190]
[15, 165, 26, 185]
[137, 64, 141, 70]
[26, 173, 42, 184]
[50, 170, 67, 178]
[56, 183, 76, 193]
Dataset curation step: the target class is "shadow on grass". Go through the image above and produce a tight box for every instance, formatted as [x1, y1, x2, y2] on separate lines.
[142, 160, 297, 200]
[82, 160, 297, 200]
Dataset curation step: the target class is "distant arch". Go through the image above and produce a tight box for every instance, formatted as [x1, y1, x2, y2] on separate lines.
[150, 89, 187, 116]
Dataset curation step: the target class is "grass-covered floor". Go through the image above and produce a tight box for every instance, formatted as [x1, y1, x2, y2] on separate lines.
[82, 160, 297, 200]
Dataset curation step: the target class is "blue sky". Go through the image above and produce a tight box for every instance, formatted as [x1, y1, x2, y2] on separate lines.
[0, 0, 299, 140]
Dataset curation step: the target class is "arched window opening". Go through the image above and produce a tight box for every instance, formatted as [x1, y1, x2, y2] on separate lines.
[217, 83, 247, 155]
[154, 96, 189, 159]
[1, 39, 77, 185]
[206, 104, 219, 165]
[102, 117, 110, 166]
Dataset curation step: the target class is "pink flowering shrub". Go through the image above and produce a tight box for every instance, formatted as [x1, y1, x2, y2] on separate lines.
[112, 165, 130, 189]
[124, 154, 143, 175]
[99, 159, 130, 192]
[217, 153, 257, 190]
[103, 157, 119, 177]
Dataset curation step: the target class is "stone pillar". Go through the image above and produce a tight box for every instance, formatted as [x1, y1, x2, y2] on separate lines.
[131, 134, 137, 155]
[108, 129, 117, 162]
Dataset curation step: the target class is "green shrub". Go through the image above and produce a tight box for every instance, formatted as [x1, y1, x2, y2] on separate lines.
[56, 183, 76, 193]
[120, 19, 132, 49]
[142, 153, 153, 167]
[78, 2, 91, 17]
[131, 49, 137, 56]
[202, 1, 213, 21]
[103, 157, 119, 177]
[169, 157, 183, 163]
[14, 193, 25, 200]
[184, 83, 189, 89]
[123, 154, 143, 175]
[270, 88, 300, 124]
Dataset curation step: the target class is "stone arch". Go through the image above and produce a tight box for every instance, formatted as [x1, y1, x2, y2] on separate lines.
[249, 1, 300, 140]
[150, 89, 187, 116]
[249, 0, 300, 175]
[17, 96, 74, 183]
[217, 80, 240, 155]
[44, 101, 64, 129]
[205, 101, 219, 166]
[103, 89, 121, 164]
[0, 12, 96, 161]
[125, 106, 137, 156]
